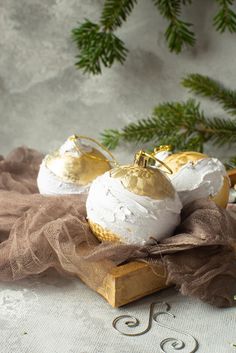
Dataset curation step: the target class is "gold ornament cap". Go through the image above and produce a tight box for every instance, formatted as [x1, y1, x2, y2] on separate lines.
[110, 150, 175, 200]
[153, 145, 173, 154]
[45, 134, 117, 185]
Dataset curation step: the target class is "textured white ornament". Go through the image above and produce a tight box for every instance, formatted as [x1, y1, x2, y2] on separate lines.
[86, 171, 182, 245]
[37, 136, 111, 195]
[155, 151, 228, 206]
[37, 161, 89, 195]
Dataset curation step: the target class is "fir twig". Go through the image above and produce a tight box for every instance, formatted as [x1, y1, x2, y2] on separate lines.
[182, 73, 236, 115]
[214, 0, 236, 33]
[152, 0, 195, 53]
[102, 98, 236, 151]
[204, 116, 236, 146]
[72, 0, 236, 74]
[101, 0, 137, 30]
[72, 20, 128, 74]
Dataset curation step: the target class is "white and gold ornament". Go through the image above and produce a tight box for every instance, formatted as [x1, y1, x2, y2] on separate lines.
[86, 150, 182, 245]
[229, 186, 236, 203]
[37, 135, 115, 195]
[154, 147, 230, 208]
[228, 169, 236, 203]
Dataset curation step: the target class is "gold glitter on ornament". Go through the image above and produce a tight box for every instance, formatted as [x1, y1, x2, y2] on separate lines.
[159, 151, 208, 174]
[45, 135, 117, 185]
[211, 176, 230, 208]
[88, 220, 122, 243]
[110, 150, 175, 200]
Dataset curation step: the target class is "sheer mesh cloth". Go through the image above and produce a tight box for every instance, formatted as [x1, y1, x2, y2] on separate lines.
[0, 147, 235, 307]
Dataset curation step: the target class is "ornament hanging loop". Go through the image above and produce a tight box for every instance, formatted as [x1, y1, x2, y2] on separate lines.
[69, 134, 118, 166]
[134, 150, 173, 175]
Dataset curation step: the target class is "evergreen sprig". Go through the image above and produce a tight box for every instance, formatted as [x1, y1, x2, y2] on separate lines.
[152, 0, 195, 53]
[101, 74, 236, 167]
[204, 116, 236, 146]
[72, 0, 236, 74]
[72, 20, 128, 74]
[101, 0, 137, 30]
[182, 73, 236, 115]
[214, 0, 236, 33]
[102, 99, 236, 152]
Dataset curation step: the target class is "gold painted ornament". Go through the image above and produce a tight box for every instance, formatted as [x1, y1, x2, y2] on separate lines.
[86, 150, 182, 244]
[37, 135, 116, 195]
[154, 147, 230, 208]
[228, 169, 236, 203]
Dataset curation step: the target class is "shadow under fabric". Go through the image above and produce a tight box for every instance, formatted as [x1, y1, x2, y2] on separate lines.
[0, 147, 235, 308]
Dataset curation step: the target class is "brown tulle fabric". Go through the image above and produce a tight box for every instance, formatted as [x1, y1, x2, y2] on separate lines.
[0, 147, 236, 308]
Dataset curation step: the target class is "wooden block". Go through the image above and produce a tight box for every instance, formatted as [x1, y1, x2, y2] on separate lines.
[79, 235, 236, 308]
[77, 244, 168, 307]
[97, 261, 167, 307]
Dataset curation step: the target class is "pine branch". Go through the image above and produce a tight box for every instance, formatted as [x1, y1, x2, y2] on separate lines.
[101, 129, 122, 150]
[72, 20, 128, 74]
[101, 99, 236, 151]
[204, 116, 236, 146]
[214, 0, 236, 33]
[182, 73, 236, 115]
[72, 1, 236, 74]
[102, 99, 202, 150]
[72, 1, 136, 74]
[101, 0, 137, 30]
[152, 0, 195, 53]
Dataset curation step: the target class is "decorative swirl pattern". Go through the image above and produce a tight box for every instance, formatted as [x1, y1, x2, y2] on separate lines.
[112, 302, 170, 336]
[153, 311, 199, 353]
[112, 302, 199, 352]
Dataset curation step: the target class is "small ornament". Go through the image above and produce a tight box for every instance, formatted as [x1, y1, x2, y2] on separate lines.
[37, 135, 116, 195]
[154, 147, 230, 208]
[86, 150, 182, 244]
[228, 168, 236, 187]
[229, 186, 236, 203]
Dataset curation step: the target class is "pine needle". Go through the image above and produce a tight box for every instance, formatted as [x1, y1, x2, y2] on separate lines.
[72, 20, 128, 74]
[214, 0, 236, 33]
[101, 0, 137, 30]
[182, 73, 236, 115]
[152, 0, 195, 53]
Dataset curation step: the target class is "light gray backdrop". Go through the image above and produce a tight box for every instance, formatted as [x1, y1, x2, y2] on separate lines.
[1, 0, 236, 162]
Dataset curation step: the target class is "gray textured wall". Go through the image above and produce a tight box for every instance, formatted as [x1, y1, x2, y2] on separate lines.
[1, 0, 236, 162]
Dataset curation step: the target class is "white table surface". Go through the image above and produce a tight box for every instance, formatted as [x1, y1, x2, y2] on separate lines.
[0, 269, 235, 353]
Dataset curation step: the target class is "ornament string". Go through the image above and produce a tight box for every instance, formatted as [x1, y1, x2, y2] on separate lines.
[69, 134, 119, 166]
[134, 150, 173, 175]
[112, 301, 199, 352]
